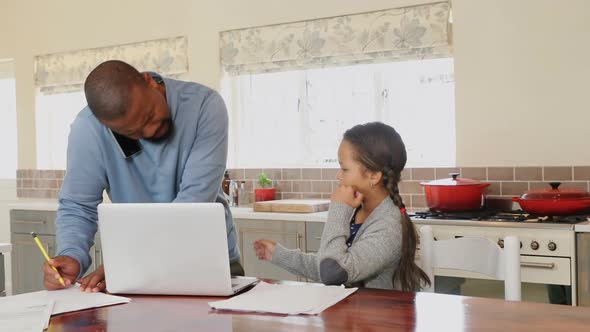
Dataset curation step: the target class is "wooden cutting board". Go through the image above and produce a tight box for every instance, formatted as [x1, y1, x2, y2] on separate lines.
[253, 199, 331, 213]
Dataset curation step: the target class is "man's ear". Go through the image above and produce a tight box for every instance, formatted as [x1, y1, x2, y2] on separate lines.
[142, 72, 159, 88]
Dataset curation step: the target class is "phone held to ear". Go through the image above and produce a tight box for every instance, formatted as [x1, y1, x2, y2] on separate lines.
[110, 130, 142, 159]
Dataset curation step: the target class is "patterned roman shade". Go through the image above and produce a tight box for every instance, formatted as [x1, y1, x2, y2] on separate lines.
[220, 2, 451, 75]
[34, 36, 188, 94]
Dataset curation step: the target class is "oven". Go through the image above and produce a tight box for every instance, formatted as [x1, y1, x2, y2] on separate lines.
[413, 219, 578, 305]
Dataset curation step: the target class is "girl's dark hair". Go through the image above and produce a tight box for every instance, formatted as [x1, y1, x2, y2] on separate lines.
[343, 122, 430, 291]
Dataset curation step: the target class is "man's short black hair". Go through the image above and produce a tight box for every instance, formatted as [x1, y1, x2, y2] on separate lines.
[84, 60, 146, 120]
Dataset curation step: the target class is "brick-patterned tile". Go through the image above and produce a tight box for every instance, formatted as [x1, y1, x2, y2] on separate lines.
[292, 181, 311, 193]
[434, 167, 460, 179]
[302, 193, 323, 199]
[411, 168, 435, 181]
[227, 169, 245, 180]
[488, 167, 514, 181]
[275, 180, 292, 193]
[574, 167, 590, 181]
[55, 170, 66, 179]
[515, 167, 542, 181]
[40, 170, 55, 179]
[400, 194, 411, 207]
[460, 167, 487, 180]
[262, 168, 282, 181]
[399, 181, 423, 195]
[400, 169, 411, 181]
[411, 195, 427, 209]
[302, 168, 322, 180]
[282, 168, 302, 180]
[241, 180, 255, 191]
[311, 181, 332, 193]
[321, 168, 339, 180]
[321, 193, 332, 199]
[33, 179, 57, 189]
[560, 182, 589, 191]
[529, 182, 552, 191]
[244, 168, 263, 180]
[544, 167, 573, 181]
[282, 193, 302, 199]
[22, 179, 33, 188]
[16, 169, 26, 178]
[485, 182, 501, 196]
[331, 181, 340, 192]
[501, 182, 528, 196]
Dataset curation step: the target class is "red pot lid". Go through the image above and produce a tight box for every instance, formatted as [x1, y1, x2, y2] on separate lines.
[521, 182, 590, 200]
[421, 173, 488, 186]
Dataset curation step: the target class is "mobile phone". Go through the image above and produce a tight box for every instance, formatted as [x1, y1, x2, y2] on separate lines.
[109, 130, 142, 159]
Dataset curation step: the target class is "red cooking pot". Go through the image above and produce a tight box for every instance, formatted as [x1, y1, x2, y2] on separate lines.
[420, 173, 490, 212]
[512, 182, 590, 216]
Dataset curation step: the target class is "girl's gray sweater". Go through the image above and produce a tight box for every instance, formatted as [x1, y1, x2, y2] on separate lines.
[271, 197, 402, 290]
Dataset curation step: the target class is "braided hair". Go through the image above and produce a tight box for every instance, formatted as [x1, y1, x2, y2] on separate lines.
[343, 122, 430, 291]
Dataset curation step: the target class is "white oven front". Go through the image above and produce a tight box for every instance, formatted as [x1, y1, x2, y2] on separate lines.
[414, 223, 576, 305]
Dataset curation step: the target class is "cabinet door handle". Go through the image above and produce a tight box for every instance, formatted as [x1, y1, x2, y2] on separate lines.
[313, 236, 322, 240]
[521, 262, 555, 269]
[296, 233, 303, 249]
[13, 220, 46, 225]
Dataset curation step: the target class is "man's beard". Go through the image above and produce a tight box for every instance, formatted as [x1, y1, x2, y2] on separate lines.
[145, 118, 174, 143]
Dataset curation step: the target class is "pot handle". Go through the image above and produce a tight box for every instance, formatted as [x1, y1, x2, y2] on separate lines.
[511, 197, 521, 202]
[549, 182, 561, 190]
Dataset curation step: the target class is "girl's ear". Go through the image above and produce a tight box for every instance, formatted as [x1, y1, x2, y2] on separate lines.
[370, 171, 383, 186]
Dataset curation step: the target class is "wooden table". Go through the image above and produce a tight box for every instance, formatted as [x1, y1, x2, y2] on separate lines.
[48, 287, 590, 331]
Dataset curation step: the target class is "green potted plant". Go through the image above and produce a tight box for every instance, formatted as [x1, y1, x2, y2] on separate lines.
[254, 172, 276, 202]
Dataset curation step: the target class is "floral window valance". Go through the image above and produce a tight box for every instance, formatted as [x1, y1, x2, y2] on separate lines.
[34, 36, 188, 94]
[220, 2, 451, 75]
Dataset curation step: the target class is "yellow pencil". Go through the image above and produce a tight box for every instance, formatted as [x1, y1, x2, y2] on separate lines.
[31, 232, 65, 287]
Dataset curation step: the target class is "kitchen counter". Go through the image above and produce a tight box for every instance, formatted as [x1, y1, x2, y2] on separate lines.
[9, 200, 590, 230]
[47, 280, 590, 331]
[7, 201, 331, 222]
[0, 244, 11, 253]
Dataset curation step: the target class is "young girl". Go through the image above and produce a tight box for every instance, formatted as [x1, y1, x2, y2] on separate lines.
[254, 122, 430, 291]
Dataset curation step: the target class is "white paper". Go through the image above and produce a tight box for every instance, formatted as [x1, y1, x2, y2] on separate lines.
[208, 281, 357, 315]
[0, 295, 54, 332]
[3, 285, 130, 316]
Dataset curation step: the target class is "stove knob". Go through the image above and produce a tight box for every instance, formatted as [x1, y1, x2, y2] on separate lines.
[531, 241, 539, 250]
[548, 241, 557, 251]
[497, 239, 504, 248]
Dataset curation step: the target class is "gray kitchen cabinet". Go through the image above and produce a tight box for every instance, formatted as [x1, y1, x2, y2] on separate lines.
[234, 218, 306, 281]
[10, 209, 102, 295]
[0, 253, 5, 296]
[11, 232, 55, 294]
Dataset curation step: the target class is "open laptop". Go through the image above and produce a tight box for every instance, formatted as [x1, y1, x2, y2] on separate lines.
[97, 203, 257, 296]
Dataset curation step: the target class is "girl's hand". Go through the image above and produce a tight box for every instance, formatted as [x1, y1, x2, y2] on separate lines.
[253, 239, 277, 261]
[331, 185, 364, 208]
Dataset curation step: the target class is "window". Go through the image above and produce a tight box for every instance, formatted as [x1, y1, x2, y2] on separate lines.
[35, 91, 86, 169]
[221, 58, 455, 168]
[0, 60, 17, 179]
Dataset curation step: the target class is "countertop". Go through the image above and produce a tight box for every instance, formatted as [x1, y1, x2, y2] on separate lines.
[7, 201, 329, 222]
[0, 243, 11, 253]
[9, 200, 590, 231]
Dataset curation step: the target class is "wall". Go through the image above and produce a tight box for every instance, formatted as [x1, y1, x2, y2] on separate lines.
[453, 0, 590, 166]
[2, 0, 590, 169]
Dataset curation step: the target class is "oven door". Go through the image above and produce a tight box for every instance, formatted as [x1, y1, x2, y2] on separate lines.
[433, 255, 573, 305]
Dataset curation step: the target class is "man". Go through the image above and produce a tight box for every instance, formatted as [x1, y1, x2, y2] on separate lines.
[42, 60, 242, 292]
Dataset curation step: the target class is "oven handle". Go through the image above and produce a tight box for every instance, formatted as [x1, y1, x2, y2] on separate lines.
[521, 261, 555, 269]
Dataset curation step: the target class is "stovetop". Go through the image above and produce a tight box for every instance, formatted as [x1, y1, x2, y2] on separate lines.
[410, 209, 589, 224]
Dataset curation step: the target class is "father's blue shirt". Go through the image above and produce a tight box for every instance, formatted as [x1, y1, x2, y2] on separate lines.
[56, 76, 240, 275]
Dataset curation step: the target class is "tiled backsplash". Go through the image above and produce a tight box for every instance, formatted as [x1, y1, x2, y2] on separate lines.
[17, 167, 590, 209]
